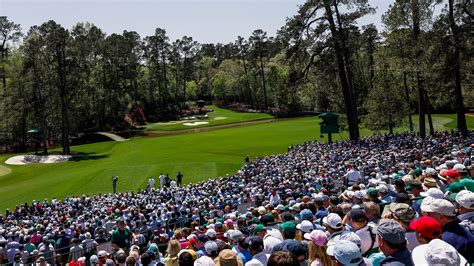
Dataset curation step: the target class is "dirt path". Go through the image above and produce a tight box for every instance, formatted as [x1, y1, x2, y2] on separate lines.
[140, 117, 302, 138]
[96, 132, 129, 142]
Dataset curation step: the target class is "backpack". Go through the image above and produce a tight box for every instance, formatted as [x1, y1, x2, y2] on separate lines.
[363, 222, 378, 257]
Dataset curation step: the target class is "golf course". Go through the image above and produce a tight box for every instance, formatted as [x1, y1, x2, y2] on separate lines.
[0, 107, 473, 212]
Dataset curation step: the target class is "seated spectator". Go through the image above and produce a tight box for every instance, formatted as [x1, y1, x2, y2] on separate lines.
[376, 219, 413, 266]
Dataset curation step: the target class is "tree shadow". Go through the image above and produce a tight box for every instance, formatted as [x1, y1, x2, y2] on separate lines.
[69, 152, 110, 162]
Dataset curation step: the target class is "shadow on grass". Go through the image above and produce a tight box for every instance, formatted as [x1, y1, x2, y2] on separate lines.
[69, 152, 110, 162]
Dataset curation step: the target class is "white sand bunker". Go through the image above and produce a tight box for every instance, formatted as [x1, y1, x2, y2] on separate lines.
[5, 155, 72, 165]
[183, 121, 210, 127]
[213, 117, 227, 120]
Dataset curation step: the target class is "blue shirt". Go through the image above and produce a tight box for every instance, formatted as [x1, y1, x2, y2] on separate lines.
[442, 220, 474, 263]
[237, 249, 252, 264]
[379, 248, 413, 266]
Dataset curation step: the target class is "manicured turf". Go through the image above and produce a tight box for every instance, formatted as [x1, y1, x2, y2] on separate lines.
[0, 113, 471, 212]
[145, 105, 273, 131]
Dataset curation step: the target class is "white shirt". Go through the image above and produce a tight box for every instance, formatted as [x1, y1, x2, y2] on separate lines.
[159, 175, 166, 187]
[148, 178, 155, 188]
[263, 234, 282, 254]
[355, 225, 378, 255]
[194, 255, 215, 266]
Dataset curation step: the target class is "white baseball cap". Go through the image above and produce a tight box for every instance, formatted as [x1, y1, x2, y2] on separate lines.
[422, 188, 444, 199]
[456, 190, 474, 210]
[322, 213, 343, 229]
[422, 199, 456, 217]
[296, 220, 314, 233]
[412, 239, 467, 266]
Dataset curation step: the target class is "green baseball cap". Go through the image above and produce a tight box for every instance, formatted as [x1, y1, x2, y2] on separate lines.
[280, 221, 296, 234]
[252, 224, 266, 235]
[447, 182, 466, 200]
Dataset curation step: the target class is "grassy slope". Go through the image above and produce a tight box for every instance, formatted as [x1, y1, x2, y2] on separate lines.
[145, 105, 273, 131]
[0, 113, 471, 211]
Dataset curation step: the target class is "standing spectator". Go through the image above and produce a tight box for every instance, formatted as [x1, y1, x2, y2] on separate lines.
[112, 176, 119, 194]
[56, 230, 71, 263]
[148, 176, 155, 192]
[345, 165, 362, 186]
[159, 173, 166, 189]
[112, 219, 133, 253]
[176, 172, 183, 186]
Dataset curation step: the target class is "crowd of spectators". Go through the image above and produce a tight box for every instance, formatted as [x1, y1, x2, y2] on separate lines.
[0, 131, 473, 266]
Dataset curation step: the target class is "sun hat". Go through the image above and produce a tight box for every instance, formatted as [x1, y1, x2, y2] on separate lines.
[377, 220, 406, 245]
[304, 230, 327, 247]
[329, 240, 363, 266]
[423, 177, 438, 188]
[296, 220, 314, 233]
[389, 203, 415, 223]
[422, 199, 456, 217]
[411, 239, 467, 266]
[214, 249, 243, 266]
[322, 213, 343, 229]
[409, 216, 442, 240]
[455, 190, 474, 210]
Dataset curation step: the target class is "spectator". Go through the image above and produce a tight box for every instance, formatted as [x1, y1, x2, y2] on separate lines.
[214, 249, 243, 266]
[245, 236, 267, 266]
[164, 240, 181, 266]
[304, 230, 332, 266]
[411, 239, 467, 265]
[376, 220, 413, 266]
[268, 251, 300, 266]
[422, 198, 474, 262]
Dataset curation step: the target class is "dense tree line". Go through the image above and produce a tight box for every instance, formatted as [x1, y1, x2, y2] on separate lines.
[0, 0, 472, 153]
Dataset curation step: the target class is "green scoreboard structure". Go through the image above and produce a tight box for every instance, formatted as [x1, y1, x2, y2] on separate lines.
[318, 112, 339, 143]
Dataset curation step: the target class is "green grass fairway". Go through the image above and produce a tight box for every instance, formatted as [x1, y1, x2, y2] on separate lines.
[145, 105, 273, 131]
[0, 113, 471, 211]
